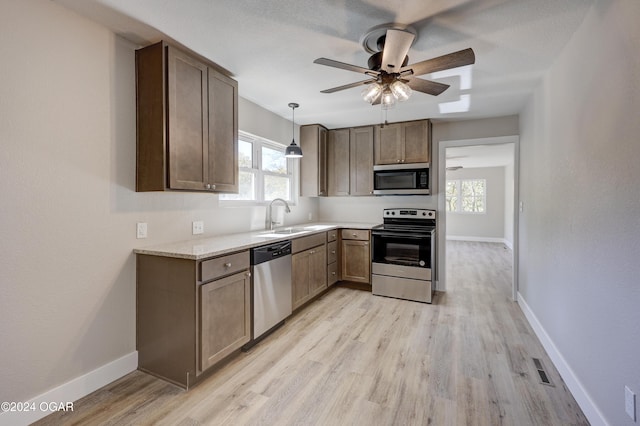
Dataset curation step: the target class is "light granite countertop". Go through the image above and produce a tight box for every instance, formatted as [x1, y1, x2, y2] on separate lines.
[133, 222, 380, 260]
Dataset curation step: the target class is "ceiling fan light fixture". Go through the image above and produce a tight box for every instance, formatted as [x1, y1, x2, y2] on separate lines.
[381, 88, 396, 110]
[390, 80, 412, 102]
[285, 102, 303, 158]
[361, 83, 382, 103]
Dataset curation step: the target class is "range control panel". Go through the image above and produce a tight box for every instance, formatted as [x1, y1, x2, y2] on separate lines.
[383, 208, 436, 219]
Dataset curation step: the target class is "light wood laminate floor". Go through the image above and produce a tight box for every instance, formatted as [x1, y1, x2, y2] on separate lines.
[36, 241, 588, 425]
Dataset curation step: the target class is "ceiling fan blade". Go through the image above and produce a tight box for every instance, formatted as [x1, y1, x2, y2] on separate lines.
[314, 58, 379, 76]
[320, 79, 376, 94]
[405, 77, 450, 96]
[401, 48, 475, 77]
[381, 29, 415, 73]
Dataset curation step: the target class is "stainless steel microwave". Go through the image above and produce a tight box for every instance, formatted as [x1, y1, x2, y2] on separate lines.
[373, 163, 430, 195]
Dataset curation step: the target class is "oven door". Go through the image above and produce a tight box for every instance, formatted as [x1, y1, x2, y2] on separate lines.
[371, 231, 432, 269]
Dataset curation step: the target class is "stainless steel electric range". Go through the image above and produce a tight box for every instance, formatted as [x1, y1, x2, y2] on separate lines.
[371, 208, 436, 303]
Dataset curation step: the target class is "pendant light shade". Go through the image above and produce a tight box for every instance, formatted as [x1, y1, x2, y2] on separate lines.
[285, 102, 303, 158]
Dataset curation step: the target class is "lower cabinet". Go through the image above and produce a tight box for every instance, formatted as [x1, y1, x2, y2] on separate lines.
[200, 271, 250, 371]
[136, 250, 250, 388]
[327, 231, 339, 286]
[292, 233, 327, 309]
[341, 229, 371, 284]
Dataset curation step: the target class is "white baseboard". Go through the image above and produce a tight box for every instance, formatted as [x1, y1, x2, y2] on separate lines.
[446, 235, 512, 249]
[0, 351, 137, 426]
[516, 293, 608, 426]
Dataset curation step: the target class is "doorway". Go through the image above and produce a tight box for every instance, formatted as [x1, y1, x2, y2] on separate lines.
[437, 136, 519, 300]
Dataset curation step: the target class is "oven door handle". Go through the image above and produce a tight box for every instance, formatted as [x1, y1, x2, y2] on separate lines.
[371, 232, 432, 239]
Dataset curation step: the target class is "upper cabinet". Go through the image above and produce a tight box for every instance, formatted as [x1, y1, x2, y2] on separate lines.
[374, 120, 431, 165]
[136, 41, 238, 193]
[327, 126, 374, 196]
[299, 124, 328, 197]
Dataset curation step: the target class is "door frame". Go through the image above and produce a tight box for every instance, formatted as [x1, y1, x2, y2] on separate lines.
[437, 135, 520, 301]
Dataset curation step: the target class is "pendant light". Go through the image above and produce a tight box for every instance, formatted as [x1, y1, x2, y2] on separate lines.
[284, 102, 303, 158]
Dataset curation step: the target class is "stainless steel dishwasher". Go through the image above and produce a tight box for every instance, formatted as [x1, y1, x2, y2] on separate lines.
[251, 240, 292, 341]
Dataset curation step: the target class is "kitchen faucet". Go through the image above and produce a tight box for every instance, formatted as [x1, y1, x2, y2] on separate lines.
[266, 198, 291, 230]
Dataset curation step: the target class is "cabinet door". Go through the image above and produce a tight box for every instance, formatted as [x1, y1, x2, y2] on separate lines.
[327, 129, 351, 196]
[300, 125, 328, 197]
[167, 46, 209, 190]
[292, 250, 310, 309]
[200, 270, 250, 372]
[374, 123, 402, 165]
[318, 127, 328, 196]
[342, 240, 371, 283]
[309, 246, 327, 297]
[350, 126, 374, 196]
[402, 120, 429, 164]
[208, 68, 239, 192]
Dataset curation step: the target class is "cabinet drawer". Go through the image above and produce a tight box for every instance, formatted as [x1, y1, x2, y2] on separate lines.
[292, 233, 326, 253]
[341, 229, 369, 241]
[200, 251, 249, 282]
[327, 229, 338, 242]
[327, 241, 338, 264]
[328, 262, 338, 286]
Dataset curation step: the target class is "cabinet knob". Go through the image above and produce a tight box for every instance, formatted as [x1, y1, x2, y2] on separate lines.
[370, 191, 373, 194]
[205, 184, 211, 189]
[352, 233, 357, 237]
[246, 272, 251, 277]
[310, 250, 315, 254]
[331, 250, 336, 254]
[211, 184, 216, 190]
[332, 271, 336, 275]
[397, 159, 401, 163]
[224, 262, 232, 268]
[364, 242, 368, 246]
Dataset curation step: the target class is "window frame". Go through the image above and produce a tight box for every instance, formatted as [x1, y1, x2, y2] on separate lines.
[445, 178, 486, 214]
[219, 131, 298, 206]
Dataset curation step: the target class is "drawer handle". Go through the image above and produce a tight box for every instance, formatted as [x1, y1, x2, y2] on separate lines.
[352, 233, 357, 237]
[309, 250, 315, 254]
[364, 243, 368, 246]
[224, 262, 232, 268]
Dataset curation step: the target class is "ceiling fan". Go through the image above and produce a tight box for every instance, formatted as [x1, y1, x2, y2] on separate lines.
[314, 23, 475, 109]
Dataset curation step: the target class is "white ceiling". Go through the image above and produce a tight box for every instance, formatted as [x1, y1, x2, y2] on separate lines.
[55, 0, 593, 129]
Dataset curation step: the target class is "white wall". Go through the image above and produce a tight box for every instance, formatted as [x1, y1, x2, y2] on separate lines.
[0, 0, 316, 409]
[445, 166, 506, 242]
[518, 1, 640, 425]
[503, 162, 514, 248]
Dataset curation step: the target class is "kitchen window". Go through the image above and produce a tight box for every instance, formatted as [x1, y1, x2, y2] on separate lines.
[446, 179, 486, 213]
[220, 131, 297, 204]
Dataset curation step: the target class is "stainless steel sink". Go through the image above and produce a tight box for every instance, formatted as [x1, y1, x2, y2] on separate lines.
[271, 227, 307, 234]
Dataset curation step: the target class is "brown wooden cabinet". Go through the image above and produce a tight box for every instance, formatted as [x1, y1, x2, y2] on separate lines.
[327, 230, 339, 286]
[136, 41, 238, 193]
[341, 229, 371, 284]
[374, 120, 430, 165]
[291, 233, 327, 309]
[136, 250, 250, 388]
[300, 124, 328, 197]
[327, 126, 374, 196]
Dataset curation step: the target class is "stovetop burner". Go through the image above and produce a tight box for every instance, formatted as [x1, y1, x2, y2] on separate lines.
[373, 208, 436, 234]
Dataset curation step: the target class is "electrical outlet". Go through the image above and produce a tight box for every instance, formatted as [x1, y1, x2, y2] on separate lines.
[308, 212, 313, 221]
[519, 201, 524, 213]
[192, 221, 204, 235]
[626, 386, 636, 421]
[136, 222, 148, 239]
